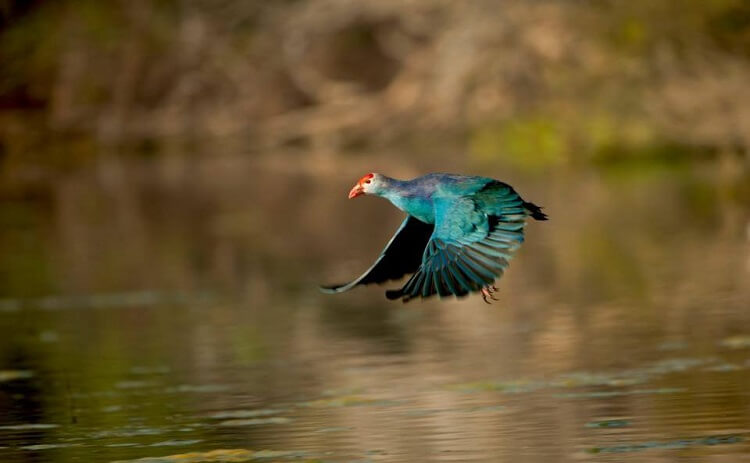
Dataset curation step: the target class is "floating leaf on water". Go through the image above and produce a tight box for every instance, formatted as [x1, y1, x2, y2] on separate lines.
[585, 419, 630, 428]
[0, 370, 34, 383]
[111, 448, 311, 463]
[207, 409, 284, 420]
[0, 423, 59, 430]
[720, 336, 750, 350]
[587, 434, 745, 454]
[217, 417, 291, 427]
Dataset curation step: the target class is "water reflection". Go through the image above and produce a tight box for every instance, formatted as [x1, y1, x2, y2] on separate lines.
[0, 154, 749, 462]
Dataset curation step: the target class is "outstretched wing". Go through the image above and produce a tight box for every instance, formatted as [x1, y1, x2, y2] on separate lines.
[386, 182, 530, 302]
[320, 215, 434, 294]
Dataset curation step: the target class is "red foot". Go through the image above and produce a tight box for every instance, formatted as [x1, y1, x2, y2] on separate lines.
[481, 285, 498, 304]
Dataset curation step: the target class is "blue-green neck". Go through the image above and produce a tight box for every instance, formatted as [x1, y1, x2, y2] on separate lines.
[375, 176, 434, 223]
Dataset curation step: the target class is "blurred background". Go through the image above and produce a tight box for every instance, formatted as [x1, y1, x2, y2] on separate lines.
[1, 1, 749, 462]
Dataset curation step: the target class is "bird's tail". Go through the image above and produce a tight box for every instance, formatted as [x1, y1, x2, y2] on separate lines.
[523, 202, 548, 221]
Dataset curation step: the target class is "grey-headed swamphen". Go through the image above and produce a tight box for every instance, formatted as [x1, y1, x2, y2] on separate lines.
[321, 173, 547, 303]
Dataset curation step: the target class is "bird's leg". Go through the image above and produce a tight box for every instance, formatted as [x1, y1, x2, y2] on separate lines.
[480, 285, 499, 304]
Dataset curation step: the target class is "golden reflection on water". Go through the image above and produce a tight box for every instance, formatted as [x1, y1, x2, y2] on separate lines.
[0, 154, 749, 462]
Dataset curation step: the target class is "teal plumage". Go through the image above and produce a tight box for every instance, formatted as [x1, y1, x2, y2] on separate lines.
[322, 173, 547, 302]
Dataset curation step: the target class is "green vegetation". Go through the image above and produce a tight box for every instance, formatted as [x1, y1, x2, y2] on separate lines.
[1, 0, 748, 181]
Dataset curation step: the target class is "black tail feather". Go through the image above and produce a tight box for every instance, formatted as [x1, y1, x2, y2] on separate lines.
[523, 202, 548, 221]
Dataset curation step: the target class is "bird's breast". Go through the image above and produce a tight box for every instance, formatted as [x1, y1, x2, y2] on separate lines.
[390, 195, 435, 224]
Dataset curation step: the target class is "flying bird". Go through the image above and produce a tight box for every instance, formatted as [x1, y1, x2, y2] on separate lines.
[321, 173, 547, 303]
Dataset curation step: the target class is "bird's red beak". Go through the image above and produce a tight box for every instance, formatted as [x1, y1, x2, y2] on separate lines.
[348, 183, 365, 199]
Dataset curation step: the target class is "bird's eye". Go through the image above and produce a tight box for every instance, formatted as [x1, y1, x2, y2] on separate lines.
[364, 180, 371, 184]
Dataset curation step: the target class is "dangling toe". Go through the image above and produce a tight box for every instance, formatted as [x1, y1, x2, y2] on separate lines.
[481, 285, 499, 303]
[480, 286, 496, 304]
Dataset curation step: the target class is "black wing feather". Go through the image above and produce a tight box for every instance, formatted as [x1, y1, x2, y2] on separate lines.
[320, 216, 434, 293]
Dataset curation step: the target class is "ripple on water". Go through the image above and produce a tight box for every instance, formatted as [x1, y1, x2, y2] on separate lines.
[299, 395, 406, 408]
[110, 449, 313, 463]
[148, 440, 203, 447]
[720, 335, 750, 350]
[0, 370, 34, 382]
[0, 423, 60, 430]
[216, 417, 292, 427]
[584, 419, 630, 429]
[206, 409, 285, 420]
[587, 434, 746, 454]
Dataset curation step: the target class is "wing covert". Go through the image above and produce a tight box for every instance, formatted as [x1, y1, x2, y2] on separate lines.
[387, 183, 529, 302]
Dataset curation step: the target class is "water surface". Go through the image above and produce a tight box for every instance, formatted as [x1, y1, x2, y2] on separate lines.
[1, 155, 749, 462]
